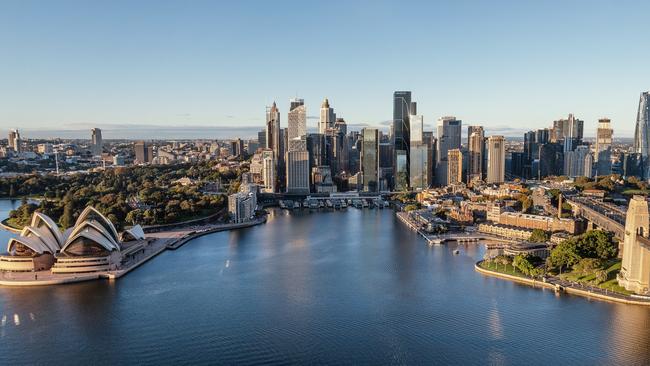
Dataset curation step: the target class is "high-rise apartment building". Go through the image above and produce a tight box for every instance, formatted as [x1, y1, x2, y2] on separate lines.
[91, 128, 103, 156]
[261, 149, 276, 193]
[8, 129, 20, 152]
[634, 92, 650, 179]
[361, 128, 379, 192]
[436, 116, 462, 186]
[595, 118, 613, 176]
[447, 149, 463, 185]
[467, 126, 484, 184]
[8, 129, 19, 151]
[393, 91, 412, 191]
[134, 141, 154, 164]
[486, 136, 505, 184]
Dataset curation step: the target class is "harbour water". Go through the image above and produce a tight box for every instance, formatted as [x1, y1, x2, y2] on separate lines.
[0, 201, 649, 365]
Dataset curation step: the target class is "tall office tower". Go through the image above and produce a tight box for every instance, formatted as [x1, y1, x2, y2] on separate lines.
[319, 98, 336, 134]
[260, 150, 276, 193]
[393, 91, 412, 190]
[552, 114, 584, 143]
[617, 195, 650, 295]
[91, 128, 103, 156]
[564, 145, 593, 178]
[524, 131, 539, 178]
[286, 98, 309, 193]
[535, 128, 550, 145]
[266, 102, 281, 161]
[307, 134, 328, 168]
[623, 153, 643, 179]
[285, 150, 309, 194]
[409, 113, 428, 189]
[257, 130, 266, 149]
[287, 98, 307, 150]
[486, 136, 506, 184]
[447, 149, 463, 185]
[634, 92, 650, 179]
[423, 131, 435, 186]
[134, 141, 153, 164]
[538, 142, 564, 178]
[467, 126, 484, 184]
[436, 116, 462, 186]
[595, 118, 613, 176]
[360, 128, 379, 192]
[509, 152, 526, 178]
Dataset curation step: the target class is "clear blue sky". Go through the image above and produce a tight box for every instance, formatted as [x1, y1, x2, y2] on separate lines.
[1, 0, 649, 139]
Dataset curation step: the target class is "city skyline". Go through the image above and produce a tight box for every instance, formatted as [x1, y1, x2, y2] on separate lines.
[2, 1, 650, 138]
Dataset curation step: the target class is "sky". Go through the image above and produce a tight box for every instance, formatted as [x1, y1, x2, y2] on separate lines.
[1, 0, 649, 139]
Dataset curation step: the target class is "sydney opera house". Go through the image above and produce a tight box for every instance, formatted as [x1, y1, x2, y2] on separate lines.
[0, 206, 146, 273]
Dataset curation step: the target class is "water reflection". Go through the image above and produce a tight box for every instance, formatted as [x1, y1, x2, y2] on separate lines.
[0, 202, 649, 364]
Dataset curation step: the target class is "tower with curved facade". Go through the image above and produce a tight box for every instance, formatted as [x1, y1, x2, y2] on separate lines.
[633, 92, 650, 179]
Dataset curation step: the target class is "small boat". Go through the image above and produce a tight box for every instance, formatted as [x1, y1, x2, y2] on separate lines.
[453, 249, 460, 255]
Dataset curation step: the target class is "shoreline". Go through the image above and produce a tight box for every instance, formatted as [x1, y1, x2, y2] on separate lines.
[0, 215, 267, 287]
[475, 261, 650, 307]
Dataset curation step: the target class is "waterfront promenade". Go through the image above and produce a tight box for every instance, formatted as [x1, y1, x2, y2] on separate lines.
[395, 211, 511, 245]
[475, 261, 650, 307]
[0, 216, 267, 286]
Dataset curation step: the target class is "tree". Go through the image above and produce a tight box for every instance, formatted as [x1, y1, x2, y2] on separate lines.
[529, 229, 549, 243]
[513, 254, 535, 276]
[573, 258, 603, 275]
[60, 202, 75, 229]
[595, 270, 608, 284]
[548, 239, 581, 271]
[9, 184, 15, 197]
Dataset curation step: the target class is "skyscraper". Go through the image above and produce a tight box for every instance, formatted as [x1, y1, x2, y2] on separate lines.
[447, 149, 463, 185]
[595, 118, 613, 176]
[634, 92, 650, 179]
[8, 129, 21, 152]
[564, 145, 593, 178]
[91, 128, 103, 156]
[319, 98, 335, 134]
[287, 98, 306, 150]
[409, 110, 429, 190]
[467, 126, 484, 184]
[266, 102, 281, 162]
[486, 136, 505, 184]
[261, 149, 276, 193]
[361, 128, 379, 192]
[134, 141, 153, 164]
[285, 150, 309, 194]
[393, 91, 412, 190]
[8, 129, 17, 151]
[286, 99, 309, 194]
[257, 130, 266, 149]
[436, 116, 462, 186]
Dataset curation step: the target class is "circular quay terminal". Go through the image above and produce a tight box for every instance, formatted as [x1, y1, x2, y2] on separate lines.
[2, 1, 650, 365]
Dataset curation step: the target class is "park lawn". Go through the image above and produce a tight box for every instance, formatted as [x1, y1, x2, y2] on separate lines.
[560, 260, 635, 296]
[479, 261, 528, 278]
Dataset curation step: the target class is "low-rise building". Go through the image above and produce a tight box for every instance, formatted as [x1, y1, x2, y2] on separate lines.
[478, 223, 533, 241]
